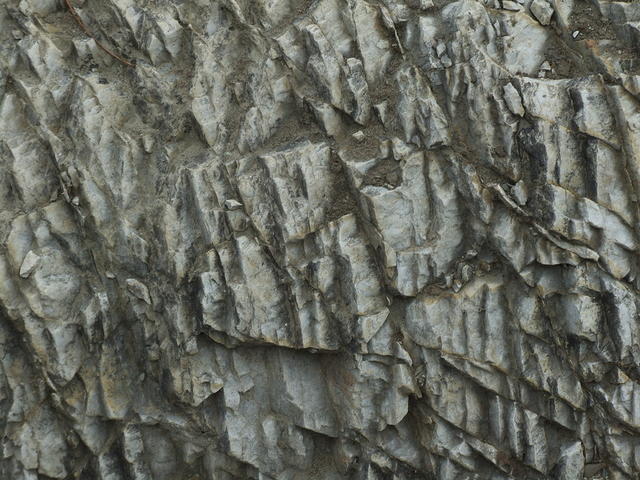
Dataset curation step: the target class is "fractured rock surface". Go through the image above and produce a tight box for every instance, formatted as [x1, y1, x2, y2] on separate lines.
[1, 0, 640, 478]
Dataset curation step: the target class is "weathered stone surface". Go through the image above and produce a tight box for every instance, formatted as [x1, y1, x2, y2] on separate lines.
[1, 0, 640, 478]
[530, 0, 555, 26]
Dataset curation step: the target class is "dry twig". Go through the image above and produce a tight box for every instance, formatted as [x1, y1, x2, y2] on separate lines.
[64, 0, 135, 68]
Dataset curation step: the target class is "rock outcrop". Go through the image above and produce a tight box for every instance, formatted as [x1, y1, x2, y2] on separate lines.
[1, 0, 640, 478]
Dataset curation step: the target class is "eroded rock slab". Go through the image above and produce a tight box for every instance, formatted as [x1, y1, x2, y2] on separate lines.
[1, 0, 640, 478]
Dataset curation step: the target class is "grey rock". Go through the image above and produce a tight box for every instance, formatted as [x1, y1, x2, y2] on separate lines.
[503, 82, 525, 117]
[223, 199, 243, 211]
[126, 279, 151, 305]
[530, 0, 555, 25]
[19, 251, 40, 279]
[502, 1, 522, 11]
[1, 0, 640, 479]
[512, 179, 528, 205]
[352, 130, 366, 142]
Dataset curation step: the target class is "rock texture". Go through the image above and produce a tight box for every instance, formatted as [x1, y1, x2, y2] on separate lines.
[1, 0, 640, 478]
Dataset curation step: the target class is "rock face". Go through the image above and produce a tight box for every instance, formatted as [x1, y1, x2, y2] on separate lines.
[1, 0, 640, 478]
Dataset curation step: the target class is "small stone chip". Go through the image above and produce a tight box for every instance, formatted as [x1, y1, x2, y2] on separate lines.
[512, 180, 528, 206]
[19, 251, 40, 279]
[126, 278, 151, 304]
[223, 199, 243, 210]
[142, 134, 155, 153]
[352, 130, 366, 142]
[530, 0, 554, 25]
[502, 1, 522, 11]
[503, 82, 525, 117]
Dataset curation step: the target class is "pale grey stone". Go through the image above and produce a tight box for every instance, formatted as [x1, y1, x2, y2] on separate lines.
[530, 0, 554, 25]
[502, 1, 522, 11]
[223, 199, 243, 211]
[512, 179, 528, 205]
[125, 279, 151, 304]
[19, 250, 40, 278]
[1, 0, 639, 478]
[352, 130, 366, 142]
[503, 82, 525, 116]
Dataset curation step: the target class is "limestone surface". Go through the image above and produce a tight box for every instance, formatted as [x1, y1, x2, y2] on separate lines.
[1, 0, 640, 479]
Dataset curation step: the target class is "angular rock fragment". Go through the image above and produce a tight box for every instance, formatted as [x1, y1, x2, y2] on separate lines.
[503, 82, 525, 116]
[502, 1, 522, 11]
[530, 0, 554, 25]
[126, 278, 151, 304]
[19, 250, 40, 278]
